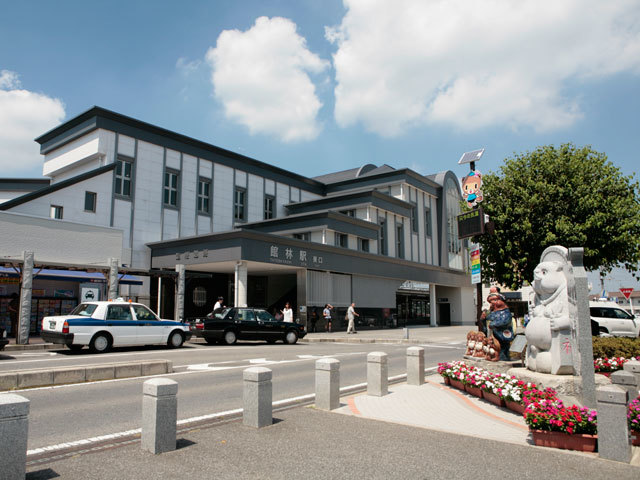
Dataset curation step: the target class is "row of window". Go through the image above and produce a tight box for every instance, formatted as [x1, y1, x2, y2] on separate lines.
[50, 191, 97, 220]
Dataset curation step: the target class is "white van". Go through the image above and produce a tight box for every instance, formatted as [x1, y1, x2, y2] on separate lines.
[589, 300, 639, 337]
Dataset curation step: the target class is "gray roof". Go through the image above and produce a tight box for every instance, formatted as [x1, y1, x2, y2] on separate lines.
[313, 164, 396, 184]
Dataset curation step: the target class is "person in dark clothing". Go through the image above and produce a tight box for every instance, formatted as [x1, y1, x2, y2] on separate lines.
[8, 293, 19, 339]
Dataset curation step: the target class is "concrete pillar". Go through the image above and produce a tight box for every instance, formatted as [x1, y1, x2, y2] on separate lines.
[568, 248, 597, 407]
[175, 264, 185, 322]
[18, 251, 34, 344]
[429, 283, 437, 326]
[142, 378, 177, 454]
[0, 394, 29, 480]
[406, 347, 425, 386]
[623, 360, 640, 393]
[243, 367, 272, 428]
[235, 261, 247, 308]
[611, 370, 638, 401]
[367, 352, 388, 396]
[596, 384, 631, 463]
[108, 257, 119, 300]
[315, 358, 340, 410]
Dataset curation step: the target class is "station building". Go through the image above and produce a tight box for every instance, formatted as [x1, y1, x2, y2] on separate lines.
[0, 107, 474, 332]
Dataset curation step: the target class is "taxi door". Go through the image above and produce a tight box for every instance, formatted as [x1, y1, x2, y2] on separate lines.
[104, 304, 137, 346]
[132, 304, 165, 344]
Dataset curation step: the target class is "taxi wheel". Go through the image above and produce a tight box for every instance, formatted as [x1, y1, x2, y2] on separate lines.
[223, 330, 237, 345]
[168, 331, 184, 348]
[284, 331, 299, 345]
[90, 333, 112, 353]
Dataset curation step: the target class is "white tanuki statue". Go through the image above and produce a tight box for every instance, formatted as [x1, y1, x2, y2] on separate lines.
[525, 246, 575, 375]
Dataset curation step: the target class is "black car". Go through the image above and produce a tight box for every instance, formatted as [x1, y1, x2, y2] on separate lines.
[192, 307, 306, 345]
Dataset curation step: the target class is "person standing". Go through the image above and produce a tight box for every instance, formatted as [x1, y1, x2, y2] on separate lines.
[213, 296, 224, 313]
[346, 302, 359, 334]
[282, 302, 293, 323]
[323, 304, 333, 333]
[309, 308, 318, 333]
[8, 293, 19, 339]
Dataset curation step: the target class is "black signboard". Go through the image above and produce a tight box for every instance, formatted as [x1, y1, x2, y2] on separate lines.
[457, 207, 484, 239]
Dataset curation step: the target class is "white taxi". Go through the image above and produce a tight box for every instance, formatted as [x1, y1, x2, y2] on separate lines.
[40, 299, 192, 353]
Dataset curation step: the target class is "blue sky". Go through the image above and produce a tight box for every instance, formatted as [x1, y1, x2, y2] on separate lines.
[1, 0, 639, 292]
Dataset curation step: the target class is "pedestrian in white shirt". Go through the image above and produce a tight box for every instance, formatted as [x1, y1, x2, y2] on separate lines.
[347, 302, 359, 334]
[282, 302, 294, 323]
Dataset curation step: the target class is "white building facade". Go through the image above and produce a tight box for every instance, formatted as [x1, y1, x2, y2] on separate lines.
[1, 107, 474, 330]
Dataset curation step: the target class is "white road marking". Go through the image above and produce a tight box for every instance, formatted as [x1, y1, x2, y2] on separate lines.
[26, 372, 409, 457]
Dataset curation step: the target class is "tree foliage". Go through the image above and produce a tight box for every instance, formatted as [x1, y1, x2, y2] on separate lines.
[476, 143, 640, 289]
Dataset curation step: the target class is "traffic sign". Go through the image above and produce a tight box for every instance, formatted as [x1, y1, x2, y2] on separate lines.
[620, 288, 634, 300]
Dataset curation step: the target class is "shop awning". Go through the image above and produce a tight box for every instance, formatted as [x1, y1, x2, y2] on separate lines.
[0, 267, 143, 285]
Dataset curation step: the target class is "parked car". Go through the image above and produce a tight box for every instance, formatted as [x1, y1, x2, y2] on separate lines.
[40, 299, 192, 353]
[192, 307, 306, 345]
[0, 325, 7, 351]
[589, 301, 639, 337]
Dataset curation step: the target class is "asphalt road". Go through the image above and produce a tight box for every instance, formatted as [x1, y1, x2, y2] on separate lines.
[1, 341, 465, 450]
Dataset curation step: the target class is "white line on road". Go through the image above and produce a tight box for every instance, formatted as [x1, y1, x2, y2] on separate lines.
[26, 371, 416, 457]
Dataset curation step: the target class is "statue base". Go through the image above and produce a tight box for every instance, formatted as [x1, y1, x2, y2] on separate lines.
[463, 355, 524, 374]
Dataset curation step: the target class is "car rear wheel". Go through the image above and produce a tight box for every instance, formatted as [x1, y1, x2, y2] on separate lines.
[223, 330, 237, 345]
[89, 333, 112, 353]
[284, 330, 298, 345]
[67, 344, 83, 352]
[599, 327, 610, 337]
[168, 331, 184, 348]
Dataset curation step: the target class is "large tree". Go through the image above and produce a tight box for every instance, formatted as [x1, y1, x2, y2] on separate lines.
[476, 143, 640, 289]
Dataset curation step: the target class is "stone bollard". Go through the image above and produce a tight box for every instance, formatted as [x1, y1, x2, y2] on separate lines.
[142, 378, 178, 454]
[596, 384, 631, 463]
[406, 347, 425, 386]
[623, 360, 640, 396]
[367, 352, 388, 396]
[611, 370, 638, 401]
[0, 394, 29, 480]
[243, 367, 272, 428]
[316, 358, 340, 410]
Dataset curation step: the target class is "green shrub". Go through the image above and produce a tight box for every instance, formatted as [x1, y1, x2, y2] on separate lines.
[592, 337, 640, 359]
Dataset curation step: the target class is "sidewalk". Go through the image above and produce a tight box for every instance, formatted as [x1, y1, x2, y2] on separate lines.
[303, 325, 471, 344]
[24, 373, 640, 479]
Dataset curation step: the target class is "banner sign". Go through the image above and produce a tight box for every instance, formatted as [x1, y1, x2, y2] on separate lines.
[457, 207, 485, 239]
[470, 245, 481, 284]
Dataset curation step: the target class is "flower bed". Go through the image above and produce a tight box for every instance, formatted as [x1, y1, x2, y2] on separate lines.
[438, 361, 599, 449]
[629, 397, 640, 446]
[593, 356, 639, 374]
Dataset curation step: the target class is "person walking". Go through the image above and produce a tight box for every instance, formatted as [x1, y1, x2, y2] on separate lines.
[323, 304, 333, 333]
[8, 292, 19, 339]
[346, 302, 359, 334]
[282, 302, 293, 323]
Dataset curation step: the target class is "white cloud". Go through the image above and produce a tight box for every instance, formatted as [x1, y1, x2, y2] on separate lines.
[206, 16, 330, 142]
[0, 70, 65, 176]
[327, 0, 640, 136]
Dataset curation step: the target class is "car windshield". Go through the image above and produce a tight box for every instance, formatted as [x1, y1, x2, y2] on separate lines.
[70, 303, 98, 316]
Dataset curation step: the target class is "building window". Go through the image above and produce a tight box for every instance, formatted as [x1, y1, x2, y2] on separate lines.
[411, 204, 418, 232]
[396, 223, 404, 259]
[358, 238, 369, 252]
[379, 219, 387, 255]
[198, 178, 211, 214]
[84, 192, 97, 212]
[335, 232, 348, 248]
[425, 207, 432, 237]
[50, 205, 63, 219]
[164, 170, 179, 207]
[293, 232, 310, 241]
[193, 286, 207, 307]
[264, 195, 275, 220]
[114, 157, 132, 197]
[234, 187, 246, 221]
[340, 209, 356, 217]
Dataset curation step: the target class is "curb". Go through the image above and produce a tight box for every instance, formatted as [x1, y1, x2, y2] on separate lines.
[2, 343, 60, 352]
[302, 338, 437, 344]
[0, 359, 173, 391]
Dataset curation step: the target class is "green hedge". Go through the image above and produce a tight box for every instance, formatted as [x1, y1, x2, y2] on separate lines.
[592, 337, 640, 359]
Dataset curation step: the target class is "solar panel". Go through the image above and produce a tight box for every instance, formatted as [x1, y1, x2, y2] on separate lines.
[458, 149, 485, 165]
